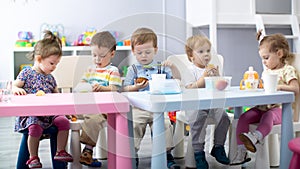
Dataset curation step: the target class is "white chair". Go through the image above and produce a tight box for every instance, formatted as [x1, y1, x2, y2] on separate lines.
[52, 55, 108, 169]
[167, 54, 233, 168]
[247, 54, 300, 169]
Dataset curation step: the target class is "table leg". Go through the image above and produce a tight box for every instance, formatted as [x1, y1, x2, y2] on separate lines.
[127, 106, 136, 169]
[115, 112, 132, 169]
[69, 129, 82, 169]
[280, 102, 294, 169]
[107, 113, 132, 169]
[107, 114, 116, 169]
[172, 119, 185, 158]
[229, 107, 242, 160]
[151, 112, 167, 169]
[95, 126, 108, 160]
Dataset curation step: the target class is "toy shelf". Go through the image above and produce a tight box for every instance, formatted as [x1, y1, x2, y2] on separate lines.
[13, 45, 132, 78]
[14, 45, 131, 54]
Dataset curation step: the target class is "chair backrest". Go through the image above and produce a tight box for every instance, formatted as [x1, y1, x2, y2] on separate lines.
[167, 54, 193, 81]
[167, 54, 224, 81]
[52, 55, 93, 93]
[287, 54, 300, 122]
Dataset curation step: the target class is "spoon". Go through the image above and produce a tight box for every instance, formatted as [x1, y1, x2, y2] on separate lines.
[143, 64, 162, 69]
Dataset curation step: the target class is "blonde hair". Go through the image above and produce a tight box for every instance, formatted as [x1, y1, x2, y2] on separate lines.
[257, 30, 294, 63]
[131, 27, 157, 50]
[91, 31, 116, 52]
[27, 30, 62, 61]
[185, 35, 211, 61]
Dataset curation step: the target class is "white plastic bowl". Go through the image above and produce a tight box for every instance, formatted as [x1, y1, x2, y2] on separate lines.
[204, 76, 232, 91]
[149, 79, 181, 94]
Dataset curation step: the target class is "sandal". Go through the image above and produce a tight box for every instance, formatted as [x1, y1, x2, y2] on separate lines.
[54, 150, 73, 162]
[79, 148, 102, 167]
[26, 156, 42, 168]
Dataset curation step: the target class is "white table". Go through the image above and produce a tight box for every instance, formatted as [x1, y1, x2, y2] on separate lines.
[123, 87, 294, 169]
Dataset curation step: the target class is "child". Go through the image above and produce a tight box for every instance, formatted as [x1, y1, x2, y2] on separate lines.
[122, 27, 180, 169]
[183, 35, 231, 169]
[78, 31, 122, 167]
[13, 30, 73, 168]
[230, 31, 299, 165]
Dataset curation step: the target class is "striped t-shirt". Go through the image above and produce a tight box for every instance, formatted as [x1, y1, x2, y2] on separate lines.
[81, 64, 122, 87]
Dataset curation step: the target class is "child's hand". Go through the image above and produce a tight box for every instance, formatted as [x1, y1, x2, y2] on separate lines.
[13, 87, 26, 95]
[92, 83, 102, 92]
[134, 79, 149, 89]
[161, 60, 174, 68]
[204, 65, 220, 77]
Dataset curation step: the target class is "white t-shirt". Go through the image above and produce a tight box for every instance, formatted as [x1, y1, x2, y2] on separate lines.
[183, 64, 205, 87]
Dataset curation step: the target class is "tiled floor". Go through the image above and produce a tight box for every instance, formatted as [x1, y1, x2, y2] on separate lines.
[0, 117, 279, 169]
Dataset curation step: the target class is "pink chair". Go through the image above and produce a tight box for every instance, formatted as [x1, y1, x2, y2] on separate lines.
[288, 137, 300, 169]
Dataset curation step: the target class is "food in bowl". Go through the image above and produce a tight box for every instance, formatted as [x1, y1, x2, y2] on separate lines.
[136, 77, 148, 84]
[215, 79, 228, 91]
[204, 76, 232, 91]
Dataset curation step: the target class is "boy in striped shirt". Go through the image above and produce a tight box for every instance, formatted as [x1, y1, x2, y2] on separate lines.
[78, 31, 122, 167]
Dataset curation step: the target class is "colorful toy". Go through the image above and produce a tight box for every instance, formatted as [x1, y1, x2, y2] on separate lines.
[117, 41, 124, 46]
[75, 28, 97, 46]
[40, 23, 69, 46]
[109, 31, 119, 42]
[18, 31, 33, 40]
[19, 64, 32, 72]
[168, 111, 177, 123]
[74, 29, 120, 46]
[61, 36, 66, 46]
[15, 31, 35, 47]
[124, 39, 131, 46]
[40, 23, 64, 39]
[226, 106, 251, 113]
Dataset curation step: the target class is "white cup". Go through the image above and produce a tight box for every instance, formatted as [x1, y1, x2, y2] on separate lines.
[150, 74, 166, 93]
[263, 73, 278, 93]
[0, 80, 12, 102]
[151, 74, 166, 82]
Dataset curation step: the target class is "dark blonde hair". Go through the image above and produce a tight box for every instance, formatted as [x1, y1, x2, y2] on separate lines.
[27, 30, 62, 61]
[185, 35, 211, 61]
[131, 27, 157, 50]
[91, 31, 116, 52]
[257, 30, 294, 63]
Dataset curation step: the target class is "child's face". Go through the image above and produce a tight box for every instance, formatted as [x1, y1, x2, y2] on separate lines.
[132, 41, 157, 65]
[91, 46, 114, 68]
[191, 42, 211, 68]
[38, 55, 61, 75]
[259, 44, 283, 70]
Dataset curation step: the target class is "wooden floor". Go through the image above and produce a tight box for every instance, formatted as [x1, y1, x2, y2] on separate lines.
[0, 117, 279, 169]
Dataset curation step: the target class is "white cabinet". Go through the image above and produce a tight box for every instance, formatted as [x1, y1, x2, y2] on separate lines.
[13, 46, 131, 78]
[186, 0, 300, 51]
[186, 0, 256, 27]
[186, 0, 299, 27]
[186, 0, 256, 49]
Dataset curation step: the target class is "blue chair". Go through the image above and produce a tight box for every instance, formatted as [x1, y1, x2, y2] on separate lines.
[16, 126, 67, 169]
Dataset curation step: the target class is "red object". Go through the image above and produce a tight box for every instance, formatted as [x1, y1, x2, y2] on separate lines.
[168, 111, 177, 123]
[288, 137, 300, 169]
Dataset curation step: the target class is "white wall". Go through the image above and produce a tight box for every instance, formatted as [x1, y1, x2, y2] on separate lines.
[0, 0, 186, 80]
